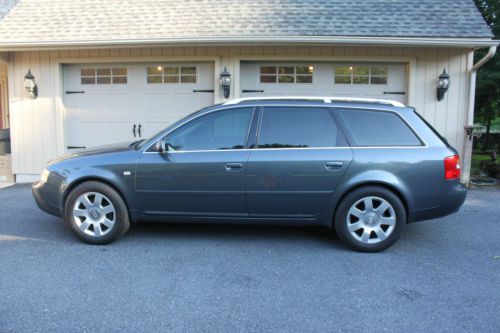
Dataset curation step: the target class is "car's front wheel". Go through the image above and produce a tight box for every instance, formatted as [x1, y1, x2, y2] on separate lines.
[64, 181, 130, 244]
[334, 186, 406, 252]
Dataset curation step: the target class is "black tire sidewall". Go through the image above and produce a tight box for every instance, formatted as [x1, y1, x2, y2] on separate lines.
[64, 181, 130, 245]
[334, 186, 406, 252]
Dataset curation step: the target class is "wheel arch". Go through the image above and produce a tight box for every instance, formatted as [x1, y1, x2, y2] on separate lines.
[62, 176, 136, 221]
[331, 181, 410, 227]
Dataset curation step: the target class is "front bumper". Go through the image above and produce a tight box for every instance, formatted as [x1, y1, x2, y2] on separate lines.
[32, 180, 64, 217]
[409, 181, 467, 222]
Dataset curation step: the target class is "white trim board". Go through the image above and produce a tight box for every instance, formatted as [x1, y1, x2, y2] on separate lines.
[15, 174, 39, 183]
[0, 36, 498, 51]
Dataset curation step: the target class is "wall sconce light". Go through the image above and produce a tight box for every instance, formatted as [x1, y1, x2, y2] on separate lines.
[437, 69, 450, 101]
[24, 69, 38, 99]
[219, 66, 231, 99]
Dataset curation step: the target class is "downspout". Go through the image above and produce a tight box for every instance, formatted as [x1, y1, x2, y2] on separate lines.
[467, 46, 497, 126]
[463, 45, 497, 183]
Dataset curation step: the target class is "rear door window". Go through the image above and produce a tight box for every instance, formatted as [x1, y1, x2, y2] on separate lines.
[257, 107, 346, 148]
[336, 108, 422, 146]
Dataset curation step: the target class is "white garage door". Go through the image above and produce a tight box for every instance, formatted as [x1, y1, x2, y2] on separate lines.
[63, 62, 214, 149]
[240, 62, 406, 103]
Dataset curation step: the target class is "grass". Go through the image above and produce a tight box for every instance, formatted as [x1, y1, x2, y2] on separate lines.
[471, 153, 492, 176]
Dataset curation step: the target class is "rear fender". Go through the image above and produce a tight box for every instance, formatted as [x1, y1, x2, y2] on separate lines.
[318, 170, 413, 227]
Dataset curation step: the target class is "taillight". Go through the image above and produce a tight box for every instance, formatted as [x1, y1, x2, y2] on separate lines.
[444, 154, 460, 180]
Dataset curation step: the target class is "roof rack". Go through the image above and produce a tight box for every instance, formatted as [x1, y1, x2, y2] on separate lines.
[223, 96, 405, 108]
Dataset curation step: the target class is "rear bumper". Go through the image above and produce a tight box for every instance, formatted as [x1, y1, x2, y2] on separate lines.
[409, 182, 467, 222]
[32, 181, 64, 218]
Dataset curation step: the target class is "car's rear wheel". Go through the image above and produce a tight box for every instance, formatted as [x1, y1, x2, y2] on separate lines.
[334, 186, 405, 252]
[64, 181, 130, 244]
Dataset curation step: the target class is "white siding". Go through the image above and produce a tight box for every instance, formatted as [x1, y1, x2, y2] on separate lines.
[6, 46, 473, 179]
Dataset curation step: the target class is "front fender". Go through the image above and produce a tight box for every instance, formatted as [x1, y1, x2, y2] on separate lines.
[46, 153, 140, 221]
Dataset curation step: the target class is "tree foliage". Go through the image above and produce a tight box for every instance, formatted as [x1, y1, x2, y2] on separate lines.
[474, 0, 500, 151]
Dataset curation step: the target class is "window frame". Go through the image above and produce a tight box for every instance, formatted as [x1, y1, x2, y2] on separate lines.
[331, 107, 425, 147]
[156, 107, 258, 152]
[79, 65, 129, 86]
[255, 106, 347, 149]
[145, 64, 198, 85]
[259, 64, 315, 84]
[333, 65, 389, 85]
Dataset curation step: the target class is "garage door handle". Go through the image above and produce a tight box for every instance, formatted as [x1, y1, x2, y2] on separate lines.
[132, 124, 136, 137]
[138, 124, 142, 137]
[325, 161, 344, 170]
[65, 91, 85, 94]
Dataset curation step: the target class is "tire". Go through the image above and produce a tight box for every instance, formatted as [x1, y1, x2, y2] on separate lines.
[334, 186, 406, 252]
[64, 181, 130, 244]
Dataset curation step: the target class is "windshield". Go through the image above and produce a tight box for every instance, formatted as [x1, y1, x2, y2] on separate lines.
[136, 104, 222, 149]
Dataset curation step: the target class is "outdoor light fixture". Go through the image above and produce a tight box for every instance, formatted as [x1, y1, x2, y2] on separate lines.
[24, 69, 37, 99]
[437, 69, 450, 101]
[219, 66, 231, 99]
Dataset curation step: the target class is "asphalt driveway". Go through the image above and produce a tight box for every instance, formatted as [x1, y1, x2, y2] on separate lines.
[0, 184, 499, 332]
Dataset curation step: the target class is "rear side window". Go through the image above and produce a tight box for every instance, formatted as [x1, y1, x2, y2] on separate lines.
[257, 107, 345, 148]
[336, 108, 422, 146]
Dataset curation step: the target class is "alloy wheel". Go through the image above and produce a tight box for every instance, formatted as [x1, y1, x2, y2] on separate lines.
[72, 192, 116, 238]
[346, 196, 396, 244]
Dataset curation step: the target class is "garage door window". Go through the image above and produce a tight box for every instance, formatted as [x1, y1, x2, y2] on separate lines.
[334, 66, 387, 85]
[80, 67, 128, 85]
[147, 66, 197, 84]
[260, 65, 314, 84]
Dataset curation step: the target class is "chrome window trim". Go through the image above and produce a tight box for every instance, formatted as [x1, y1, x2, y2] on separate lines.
[142, 145, 428, 154]
[142, 103, 427, 153]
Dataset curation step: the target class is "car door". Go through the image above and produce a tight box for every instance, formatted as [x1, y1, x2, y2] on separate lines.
[135, 107, 256, 217]
[246, 106, 353, 218]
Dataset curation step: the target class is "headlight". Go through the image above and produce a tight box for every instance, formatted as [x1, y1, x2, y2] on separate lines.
[40, 169, 50, 184]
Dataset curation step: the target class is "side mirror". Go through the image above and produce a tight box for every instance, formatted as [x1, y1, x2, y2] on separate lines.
[155, 137, 166, 153]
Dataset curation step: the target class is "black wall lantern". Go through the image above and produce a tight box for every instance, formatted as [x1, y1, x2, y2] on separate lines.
[219, 66, 231, 99]
[437, 69, 450, 101]
[24, 69, 38, 99]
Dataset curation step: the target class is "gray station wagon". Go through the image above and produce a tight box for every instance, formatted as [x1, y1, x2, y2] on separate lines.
[33, 97, 467, 252]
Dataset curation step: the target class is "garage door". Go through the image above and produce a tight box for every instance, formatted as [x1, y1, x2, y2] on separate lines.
[63, 62, 214, 149]
[240, 62, 406, 103]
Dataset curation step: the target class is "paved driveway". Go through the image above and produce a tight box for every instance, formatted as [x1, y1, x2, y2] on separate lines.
[0, 184, 499, 332]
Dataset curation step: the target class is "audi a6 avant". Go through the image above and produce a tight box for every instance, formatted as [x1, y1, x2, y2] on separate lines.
[33, 97, 466, 252]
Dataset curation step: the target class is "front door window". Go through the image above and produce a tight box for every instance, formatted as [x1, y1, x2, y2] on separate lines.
[165, 107, 254, 151]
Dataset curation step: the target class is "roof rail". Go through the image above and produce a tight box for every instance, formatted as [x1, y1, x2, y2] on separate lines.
[223, 96, 405, 107]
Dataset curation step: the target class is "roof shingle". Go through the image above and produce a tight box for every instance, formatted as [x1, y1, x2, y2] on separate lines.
[0, 0, 493, 43]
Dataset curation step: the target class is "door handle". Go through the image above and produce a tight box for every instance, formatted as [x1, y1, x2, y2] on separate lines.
[132, 124, 136, 137]
[325, 161, 344, 170]
[225, 163, 244, 172]
[138, 124, 142, 138]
